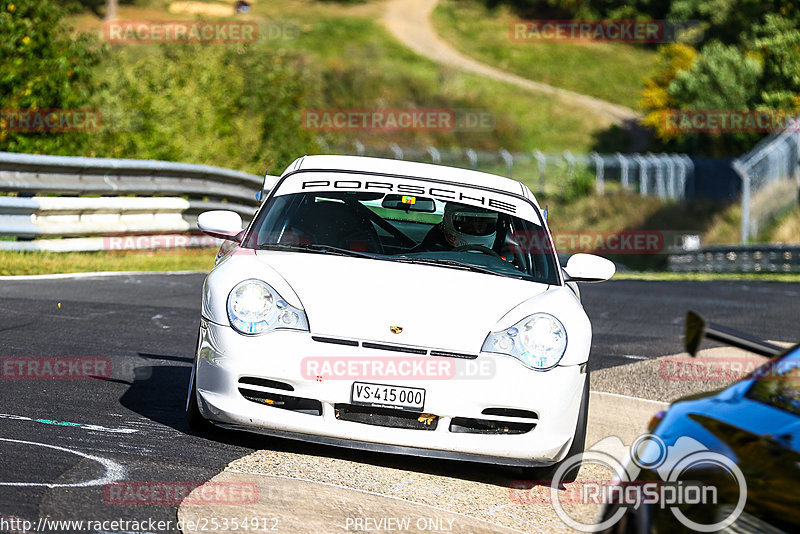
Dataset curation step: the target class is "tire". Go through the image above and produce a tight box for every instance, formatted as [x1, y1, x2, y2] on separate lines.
[522, 371, 590, 484]
[186, 328, 213, 432]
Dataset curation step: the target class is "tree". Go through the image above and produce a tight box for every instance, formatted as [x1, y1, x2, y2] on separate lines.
[90, 45, 318, 173]
[106, 0, 117, 20]
[640, 43, 698, 140]
[668, 42, 762, 110]
[750, 14, 800, 110]
[669, 0, 800, 47]
[0, 0, 104, 154]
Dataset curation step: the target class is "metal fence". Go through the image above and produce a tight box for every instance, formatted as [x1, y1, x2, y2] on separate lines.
[339, 142, 693, 200]
[3, 132, 798, 254]
[732, 124, 800, 243]
[0, 151, 265, 251]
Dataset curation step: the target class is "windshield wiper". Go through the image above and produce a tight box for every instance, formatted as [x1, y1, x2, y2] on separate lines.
[257, 243, 374, 258]
[392, 257, 523, 279]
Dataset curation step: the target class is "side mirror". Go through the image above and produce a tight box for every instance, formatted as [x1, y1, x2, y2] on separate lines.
[564, 253, 615, 282]
[197, 210, 243, 241]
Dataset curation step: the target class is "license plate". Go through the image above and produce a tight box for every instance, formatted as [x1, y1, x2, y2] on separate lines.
[351, 382, 425, 411]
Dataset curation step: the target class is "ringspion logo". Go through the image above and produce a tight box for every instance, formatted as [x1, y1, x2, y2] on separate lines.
[526, 434, 747, 532]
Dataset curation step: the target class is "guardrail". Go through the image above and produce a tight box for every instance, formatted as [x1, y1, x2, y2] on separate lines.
[0, 151, 265, 251]
[668, 244, 800, 273]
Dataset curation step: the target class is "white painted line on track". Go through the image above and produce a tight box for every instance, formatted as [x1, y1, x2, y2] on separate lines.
[0, 437, 125, 488]
[591, 390, 670, 405]
[0, 270, 205, 281]
[0, 413, 138, 434]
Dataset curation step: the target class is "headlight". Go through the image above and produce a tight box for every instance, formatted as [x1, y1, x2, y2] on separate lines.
[227, 279, 308, 335]
[481, 313, 567, 370]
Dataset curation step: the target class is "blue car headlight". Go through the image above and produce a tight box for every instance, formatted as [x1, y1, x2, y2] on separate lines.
[227, 279, 309, 335]
[482, 313, 567, 370]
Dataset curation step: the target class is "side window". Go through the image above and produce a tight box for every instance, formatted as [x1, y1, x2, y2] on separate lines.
[746, 353, 800, 416]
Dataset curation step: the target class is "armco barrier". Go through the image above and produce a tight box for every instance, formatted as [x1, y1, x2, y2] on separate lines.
[0, 151, 271, 251]
[668, 245, 800, 273]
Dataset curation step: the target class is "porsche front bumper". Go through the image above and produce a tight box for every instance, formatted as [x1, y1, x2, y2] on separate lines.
[194, 319, 587, 466]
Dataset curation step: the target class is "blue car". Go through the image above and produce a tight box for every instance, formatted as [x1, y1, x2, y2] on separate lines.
[600, 312, 800, 533]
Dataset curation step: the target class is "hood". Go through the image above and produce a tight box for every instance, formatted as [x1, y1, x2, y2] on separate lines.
[257, 251, 550, 353]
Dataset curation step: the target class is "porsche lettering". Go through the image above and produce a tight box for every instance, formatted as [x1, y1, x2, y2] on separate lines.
[300, 179, 517, 213]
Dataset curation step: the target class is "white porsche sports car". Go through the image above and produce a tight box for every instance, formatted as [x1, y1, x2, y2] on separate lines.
[187, 155, 614, 476]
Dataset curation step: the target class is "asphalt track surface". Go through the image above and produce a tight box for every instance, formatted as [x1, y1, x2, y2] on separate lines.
[0, 273, 797, 532]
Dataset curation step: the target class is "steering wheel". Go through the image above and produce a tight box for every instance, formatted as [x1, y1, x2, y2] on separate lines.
[452, 244, 502, 259]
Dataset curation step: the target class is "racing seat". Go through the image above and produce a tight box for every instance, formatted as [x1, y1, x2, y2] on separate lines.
[291, 200, 383, 253]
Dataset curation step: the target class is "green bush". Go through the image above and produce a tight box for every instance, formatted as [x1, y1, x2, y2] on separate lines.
[0, 0, 104, 154]
[562, 167, 595, 202]
[89, 44, 318, 174]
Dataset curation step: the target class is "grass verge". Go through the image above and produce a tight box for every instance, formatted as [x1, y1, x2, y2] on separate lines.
[0, 249, 214, 276]
[1, 248, 799, 281]
[432, 0, 656, 110]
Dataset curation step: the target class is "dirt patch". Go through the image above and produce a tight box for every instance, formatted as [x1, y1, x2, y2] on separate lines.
[168, 1, 237, 18]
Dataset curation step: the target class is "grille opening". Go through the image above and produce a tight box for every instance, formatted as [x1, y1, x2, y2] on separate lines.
[449, 417, 535, 435]
[430, 350, 477, 360]
[238, 377, 294, 391]
[334, 403, 438, 430]
[239, 388, 322, 416]
[312, 336, 359, 347]
[481, 408, 538, 420]
[361, 342, 427, 355]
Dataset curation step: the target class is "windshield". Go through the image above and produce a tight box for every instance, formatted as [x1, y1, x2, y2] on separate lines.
[244, 188, 559, 285]
[746, 345, 800, 417]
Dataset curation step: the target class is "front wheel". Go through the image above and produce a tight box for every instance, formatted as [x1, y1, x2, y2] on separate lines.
[186, 328, 213, 432]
